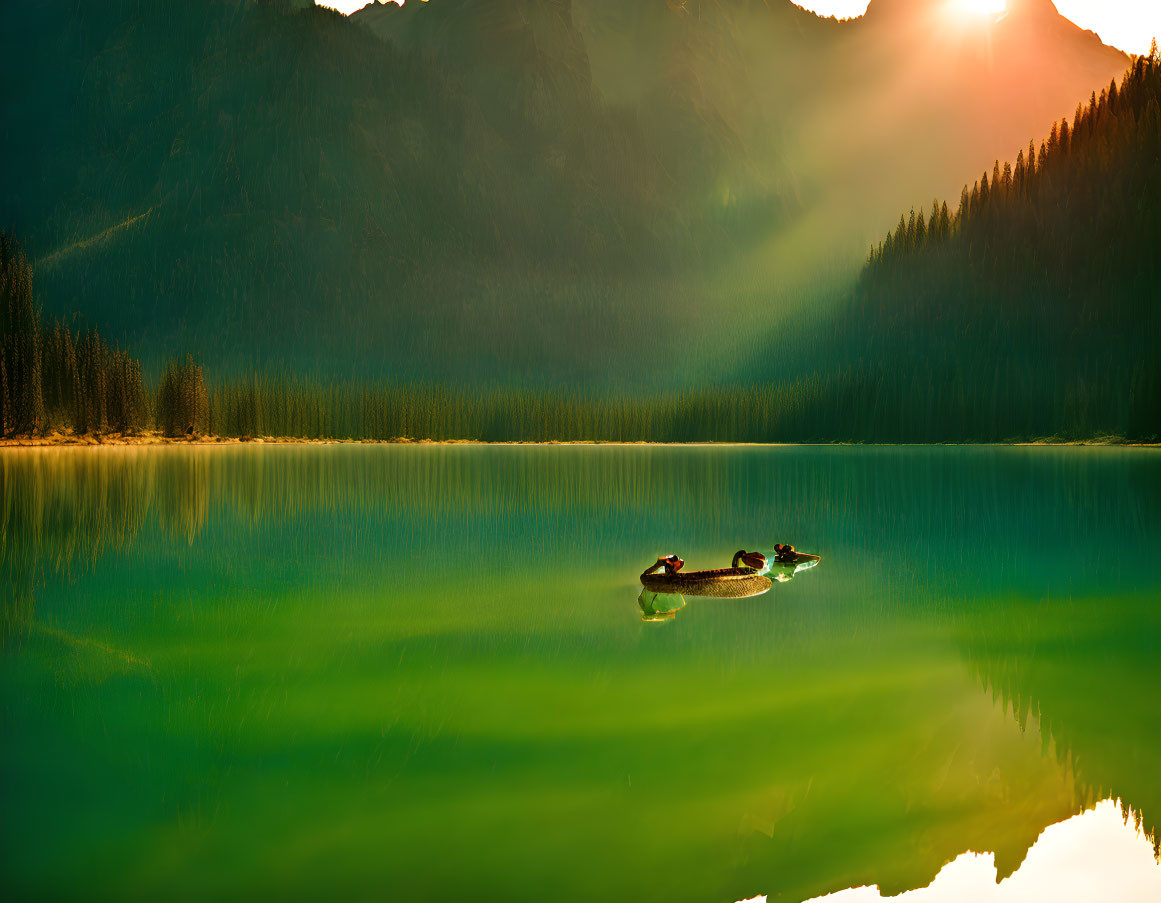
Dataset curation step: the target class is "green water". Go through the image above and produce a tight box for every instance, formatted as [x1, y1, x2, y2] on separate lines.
[2, 445, 1158, 902]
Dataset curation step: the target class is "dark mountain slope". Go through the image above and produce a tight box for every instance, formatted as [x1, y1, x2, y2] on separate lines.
[2, 1, 700, 380]
[352, 0, 807, 269]
[1, 0, 1131, 386]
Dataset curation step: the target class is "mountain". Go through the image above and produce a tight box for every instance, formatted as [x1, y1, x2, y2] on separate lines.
[2, 0, 704, 383]
[0, 0, 1130, 386]
[356, 0, 1129, 243]
[572, 0, 1130, 253]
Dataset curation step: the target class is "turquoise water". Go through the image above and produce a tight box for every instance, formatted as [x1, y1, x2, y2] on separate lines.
[2, 445, 1158, 901]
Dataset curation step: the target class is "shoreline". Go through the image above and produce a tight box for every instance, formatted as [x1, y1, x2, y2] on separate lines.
[1, 434, 1157, 450]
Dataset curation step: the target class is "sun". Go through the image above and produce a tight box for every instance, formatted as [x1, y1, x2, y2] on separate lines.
[952, 0, 1007, 15]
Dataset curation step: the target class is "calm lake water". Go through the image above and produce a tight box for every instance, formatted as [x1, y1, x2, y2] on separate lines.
[2, 445, 1159, 902]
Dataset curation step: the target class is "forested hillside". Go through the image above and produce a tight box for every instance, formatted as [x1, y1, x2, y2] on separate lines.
[0, 0, 1128, 386]
[828, 52, 1161, 441]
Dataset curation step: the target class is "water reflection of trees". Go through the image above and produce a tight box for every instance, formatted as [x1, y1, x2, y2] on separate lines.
[1, 445, 738, 557]
[5, 445, 1158, 632]
[6, 443, 1156, 542]
[0, 446, 735, 634]
[960, 596, 1161, 858]
[2, 450, 154, 638]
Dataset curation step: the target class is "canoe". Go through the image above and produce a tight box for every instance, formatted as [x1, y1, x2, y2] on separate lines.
[641, 567, 773, 598]
[639, 550, 821, 598]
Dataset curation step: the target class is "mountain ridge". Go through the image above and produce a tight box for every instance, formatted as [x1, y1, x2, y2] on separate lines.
[1, 0, 1131, 386]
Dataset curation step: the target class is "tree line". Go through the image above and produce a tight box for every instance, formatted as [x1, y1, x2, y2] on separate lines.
[2, 233, 211, 438]
[0, 232, 886, 442]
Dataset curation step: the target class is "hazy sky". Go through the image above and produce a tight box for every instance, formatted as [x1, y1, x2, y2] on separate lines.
[326, 1, 1160, 56]
[796, 1, 1158, 55]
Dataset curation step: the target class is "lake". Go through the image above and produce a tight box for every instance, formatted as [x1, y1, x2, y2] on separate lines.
[2, 445, 1159, 902]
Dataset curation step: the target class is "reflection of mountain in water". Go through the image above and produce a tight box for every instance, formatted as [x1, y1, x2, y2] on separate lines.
[960, 592, 1161, 859]
[809, 799, 1159, 902]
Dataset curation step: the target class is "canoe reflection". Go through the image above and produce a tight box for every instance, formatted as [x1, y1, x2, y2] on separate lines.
[772, 555, 820, 583]
[638, 588, 686, 622]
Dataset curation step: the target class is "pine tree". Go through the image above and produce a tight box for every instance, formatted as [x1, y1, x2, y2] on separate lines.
[0, 233, 45, 435]
[65, 324, 84, 433]
[105, 348, 145, 434]
[1142, 97, 1161, 153]
[0, 345, 9, 436]
[157, 355, 210, 437]
[893, 214, 907, 252]
[42, 319, 66, 422]
[77, 330, 108, 435]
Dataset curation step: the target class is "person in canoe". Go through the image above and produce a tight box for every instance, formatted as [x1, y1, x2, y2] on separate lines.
[640, 549, 772, 598]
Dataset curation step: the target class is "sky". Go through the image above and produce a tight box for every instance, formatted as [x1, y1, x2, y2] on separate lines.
[798, 1, 1159, 55]
[325, 1, 1161, 56]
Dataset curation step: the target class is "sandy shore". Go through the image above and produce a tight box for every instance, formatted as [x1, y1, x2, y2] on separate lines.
[0, 433, 750, 448]
[1, 433, 1156, 449]
[1, 432, 444, 448]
